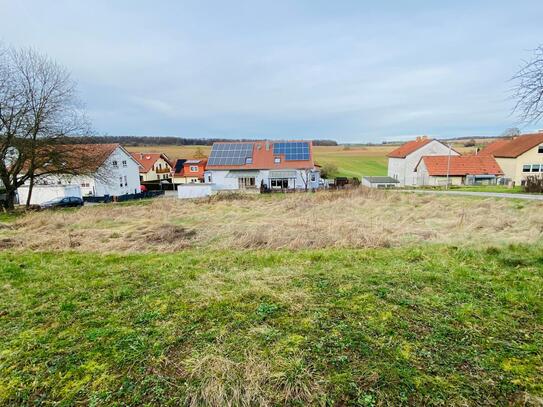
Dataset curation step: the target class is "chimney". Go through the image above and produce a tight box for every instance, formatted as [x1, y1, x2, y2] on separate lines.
[140, 153, 143, 160]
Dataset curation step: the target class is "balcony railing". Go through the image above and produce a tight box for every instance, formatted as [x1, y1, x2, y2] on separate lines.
[155, 168, 171, 174]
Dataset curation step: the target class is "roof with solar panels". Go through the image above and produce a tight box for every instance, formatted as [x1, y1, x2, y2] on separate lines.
[205, 140, 315, 170]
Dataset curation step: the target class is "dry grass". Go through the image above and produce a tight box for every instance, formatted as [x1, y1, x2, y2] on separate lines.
[4, 188, 543, 252]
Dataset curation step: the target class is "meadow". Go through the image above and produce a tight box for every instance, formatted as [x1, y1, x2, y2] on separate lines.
[1, 190, 542, 406]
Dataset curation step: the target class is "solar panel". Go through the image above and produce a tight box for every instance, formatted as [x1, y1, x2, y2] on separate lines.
[208, 143, 254, 166]
[174, 159, 186, 173]
[273, 142, 310, 160]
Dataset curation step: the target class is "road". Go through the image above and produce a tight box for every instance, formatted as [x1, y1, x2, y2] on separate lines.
[399, 189, 543, 201]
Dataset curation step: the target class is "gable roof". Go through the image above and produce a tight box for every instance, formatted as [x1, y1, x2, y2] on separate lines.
[130, 152, 172, 173]
[487, 133, 543, 158]
[478, 139, 511, 156]
[418, 155, 503, 176]
[387, 138, 433, 158]
[173, 158, 207, 177]
[205, 140, 315, 170]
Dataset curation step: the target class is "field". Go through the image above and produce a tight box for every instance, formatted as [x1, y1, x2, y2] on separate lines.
[1, 190, 542, 406]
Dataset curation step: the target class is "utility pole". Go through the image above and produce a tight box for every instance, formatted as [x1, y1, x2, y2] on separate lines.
[445, 143, 452, 189]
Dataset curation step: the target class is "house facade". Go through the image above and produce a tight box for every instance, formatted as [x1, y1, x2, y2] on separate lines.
[415, 155, 503, 186]
[26, 144, 141, 197]
[480, 133, 543, 186]
[387, 137, 460, 186]
[130, 152, 173, 184]
[204, 141, 320, 191]
[172, 159, 207, 186]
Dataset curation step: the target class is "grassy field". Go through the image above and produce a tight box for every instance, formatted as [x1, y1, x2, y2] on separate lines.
[1, 245, 542, 405]
[1, 191, 542, 405]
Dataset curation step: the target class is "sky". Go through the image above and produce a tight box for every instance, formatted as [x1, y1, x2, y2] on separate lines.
[2, 1, 543, 143]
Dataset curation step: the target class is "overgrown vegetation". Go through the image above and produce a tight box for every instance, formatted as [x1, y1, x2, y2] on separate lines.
[523, 175, 543, 193]
[0, 245, 542, 405]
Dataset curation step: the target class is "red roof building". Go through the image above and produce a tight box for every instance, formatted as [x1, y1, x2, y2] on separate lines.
[130, 152, 173, 183]
[172, 159, 207, 185]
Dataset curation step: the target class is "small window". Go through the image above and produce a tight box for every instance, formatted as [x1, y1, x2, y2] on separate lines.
[122, 160, 127, 167]
[112, 160, 118, 168]
[538, 145, 543, 153]
[190, 166, 198, 172]
[274, 157, 281, 164]
[523, 165, 531, 172]
[245, 157, 253, 164]
[532, 164, 541, 172]
[311, 173, 316, 182]
[124, 175, 128, 186]
[119, 176, 123, 187]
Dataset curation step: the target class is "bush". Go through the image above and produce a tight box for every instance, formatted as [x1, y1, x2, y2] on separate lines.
[320, 163, 338, 179]
[523, 175, 543, 193]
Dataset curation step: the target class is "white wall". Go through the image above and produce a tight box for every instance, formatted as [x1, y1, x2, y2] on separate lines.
[206, 169, 321, 190]
[177, 184, 215, 199]
[388, 140, 459, 186]
[17, 184, 82, 205]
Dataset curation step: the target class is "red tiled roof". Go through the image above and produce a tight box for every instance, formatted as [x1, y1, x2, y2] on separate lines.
[130, 152, 172, 173]
[419, 155, 503, 176]
[478, 139, 511, 156]
[387, 138, 433, 158]
[205, 140, 315, 170]
[488, 133, 543, 158]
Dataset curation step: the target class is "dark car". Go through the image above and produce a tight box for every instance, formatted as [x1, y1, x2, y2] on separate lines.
[40, 196, 84, 210]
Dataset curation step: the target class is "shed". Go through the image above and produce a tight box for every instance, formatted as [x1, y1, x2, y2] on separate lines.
[362, 176, 400, 188]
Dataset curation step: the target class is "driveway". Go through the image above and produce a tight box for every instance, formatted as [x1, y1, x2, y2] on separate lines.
[398, 189, 543, 201]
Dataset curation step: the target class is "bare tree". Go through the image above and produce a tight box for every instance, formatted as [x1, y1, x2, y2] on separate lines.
[512, 45, 543, 124]
[0, 45, 91, 210]
[500, 127, 521, 138]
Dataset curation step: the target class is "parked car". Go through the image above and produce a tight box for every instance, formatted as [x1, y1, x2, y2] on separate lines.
[40, 196, 84, 210]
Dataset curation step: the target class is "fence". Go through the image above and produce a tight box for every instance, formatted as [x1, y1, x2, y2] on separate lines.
[83, 190, 165, 204]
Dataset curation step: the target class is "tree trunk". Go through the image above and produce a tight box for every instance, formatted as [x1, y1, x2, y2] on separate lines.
[25, 174, 35, 208]
[3, 189, 16, 211]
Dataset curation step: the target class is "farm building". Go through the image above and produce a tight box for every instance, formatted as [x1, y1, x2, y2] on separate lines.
[387, 136, 460, 186]
[415, 155, 503, 186]
[362, 176, 399, 188]
[172, 159, 207, 187]
[204, 141, 321, 191]
[130, 152, 173, 186]
[478, 132, 543, 186]
[18, 144, 141, 200]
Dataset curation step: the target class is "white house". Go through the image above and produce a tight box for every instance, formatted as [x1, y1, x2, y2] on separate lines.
[25, 144, 141, 197]
[204, 141, 321, 191]
[387, 137, 460, 186]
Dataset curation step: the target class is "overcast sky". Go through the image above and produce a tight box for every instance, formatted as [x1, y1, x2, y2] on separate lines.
[3, 1, 543, 142]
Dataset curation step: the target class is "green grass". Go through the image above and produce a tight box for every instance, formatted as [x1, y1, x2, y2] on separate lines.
[450, 185, 534, 194]
[1, 246, 542, 405]
[313, 153, 388, 178]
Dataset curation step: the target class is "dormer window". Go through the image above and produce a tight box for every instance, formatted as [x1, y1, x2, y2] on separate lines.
[274, 157, 281, 164]
[245, 157, 253, 164]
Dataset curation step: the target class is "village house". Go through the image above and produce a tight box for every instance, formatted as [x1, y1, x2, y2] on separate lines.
[172, 158, 207, 187]
[17, 144, 141, 204]
[130, 152, 173, 186]
[479, 132, 543, 186]
[204, 140, 321, 191]
[387, 136, 460, 186]
[415, 155, 503, 186]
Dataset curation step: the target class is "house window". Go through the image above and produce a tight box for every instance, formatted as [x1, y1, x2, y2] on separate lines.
[190, 166, 198, 172]
[523, 165, 531, 172]
[238, 177, 256, 189]
[311, 173, 316, 182]
[206, 174, 212, 183]
[124, 175, 128, 186]
[270, 179, 289, 189]
[539, 145, 543, 153]
[274, 157, 281, 164]
[112, 160, 118, 168]
[245, 157, 253, 164]
[532, 164, 541, 172]
[119, 176, 123, 187]
[122, 160, 127, 167]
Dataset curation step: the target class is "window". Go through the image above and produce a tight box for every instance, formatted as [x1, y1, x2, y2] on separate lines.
[119, 176, 123, 187]
[122, 160, 127, 167]
[270, 179, 289, 189]
[245, 157, 253, 164]
[124, 175, 128, 186]
[207, 174, 212, 183]
[190, 166, 198, 172]
[112, 160, 118, 168]
[274, 157, 281, 164]
[539, 145, 543, 153]
[311, 173, 316, 182]
[238, 177, 256, 189]
[523, 165, 531, 172]
[532, 164, 541, 172]
[80, 182, 90, 188]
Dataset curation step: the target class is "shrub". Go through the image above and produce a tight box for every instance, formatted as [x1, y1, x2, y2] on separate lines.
[523, 175, 543, 193]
